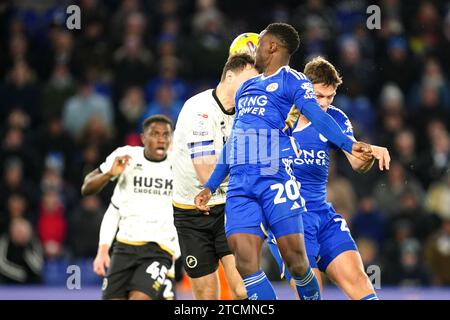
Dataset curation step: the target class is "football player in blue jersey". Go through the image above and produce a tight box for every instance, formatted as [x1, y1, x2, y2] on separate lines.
[266, 57, 390, 300]
[195, 23, 373, 300]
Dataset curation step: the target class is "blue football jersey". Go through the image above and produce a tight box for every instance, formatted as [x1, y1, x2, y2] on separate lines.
[292, 106, 354, 210]
[229, 66, 318, 167]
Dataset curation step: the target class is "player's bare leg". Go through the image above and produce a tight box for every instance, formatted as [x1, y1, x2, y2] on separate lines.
[220, 254, 247, 299]
[325, 250, 376, 300]
[227, 233, 278, 299]
[128, 290, 151, 300]
[227, 233, 263, 276]
[276, 234, 310, 277]
[190, 272, 220, 300]
[312, 268, 323, 292]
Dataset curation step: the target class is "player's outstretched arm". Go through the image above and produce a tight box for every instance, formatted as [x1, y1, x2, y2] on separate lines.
[192, 155, 220, 185]
[93, 244, 110, 277]
[291, 75, 372, 159]
[301, 101, 353, 152]
[93, 203, 120, 276]
[81, 155, 131, 196]
[203, 141, 231, 193]
[194, 142, 231, 214]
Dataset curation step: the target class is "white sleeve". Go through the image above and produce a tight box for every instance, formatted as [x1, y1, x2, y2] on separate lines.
[99, 146, 131, 181]
[99, 148, 118, 174]
[186, 109, 217, 159]
[99, 203, 120, 246]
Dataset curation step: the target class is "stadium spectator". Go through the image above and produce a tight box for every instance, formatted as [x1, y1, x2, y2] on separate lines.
[351, 197, 386, 247]
[141, 84, 183, 123]
[338, 35, 376, 97]
[110, 0, 144, 46]
[40, 63, 76, 120]
[373, 161, 425, 217]
[291, 0, 336, 60]
[379, 36, 414, 94]
[426, 172, 450, 220]
[37, 190, 67, 258]
[0, 61, 40, 126]
[425, 217, 450, 286]
[113, 34, 153, 99]
[392, 239, 431, 286]
[68, 195, 103, 259]
[1, 34, 32, 77]
[36, 116, 74, 177]
[78, 117, 114, 153]
[393, 129, 429, 187]
[187, 0, 228, 80]
[0, 127, 42, 182]
[45, 29, 77, 79]
[0, 217, 43, 284]
[376, 83, 406, 150]
[0, 158, 37, 215]
[116, 86, 145, 138]
[192, 0, 226, 36]
[62, 78, 113, 140]
[382, 219, 430, 285]
[413, 82, 450, 144]
[144, 55, 187, 103]
[40, 167, 77, 217]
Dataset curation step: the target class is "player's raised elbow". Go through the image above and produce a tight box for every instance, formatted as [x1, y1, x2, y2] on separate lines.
[80, 170, 100, 196]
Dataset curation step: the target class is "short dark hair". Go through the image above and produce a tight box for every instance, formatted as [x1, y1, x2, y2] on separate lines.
[220, 53, 255, 81]
[142, 115, 174, 132]
[265, 22, 300, 55]
[304, 56, 343, 87]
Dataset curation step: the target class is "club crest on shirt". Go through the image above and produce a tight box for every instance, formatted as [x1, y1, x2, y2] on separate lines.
[266, 82, 278, 92]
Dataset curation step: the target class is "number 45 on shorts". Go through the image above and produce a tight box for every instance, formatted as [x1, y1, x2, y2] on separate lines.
[146, 261, 168, 284]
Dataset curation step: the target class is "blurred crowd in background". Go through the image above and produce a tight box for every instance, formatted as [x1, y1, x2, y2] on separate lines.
[0, 0, 449, 289]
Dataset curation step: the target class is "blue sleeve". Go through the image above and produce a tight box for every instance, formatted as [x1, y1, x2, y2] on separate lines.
[300, 101, 354, 153]
[204, 104, 238, 193]
[204, 142, 231, 193]
[285, 72, 354, 154]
